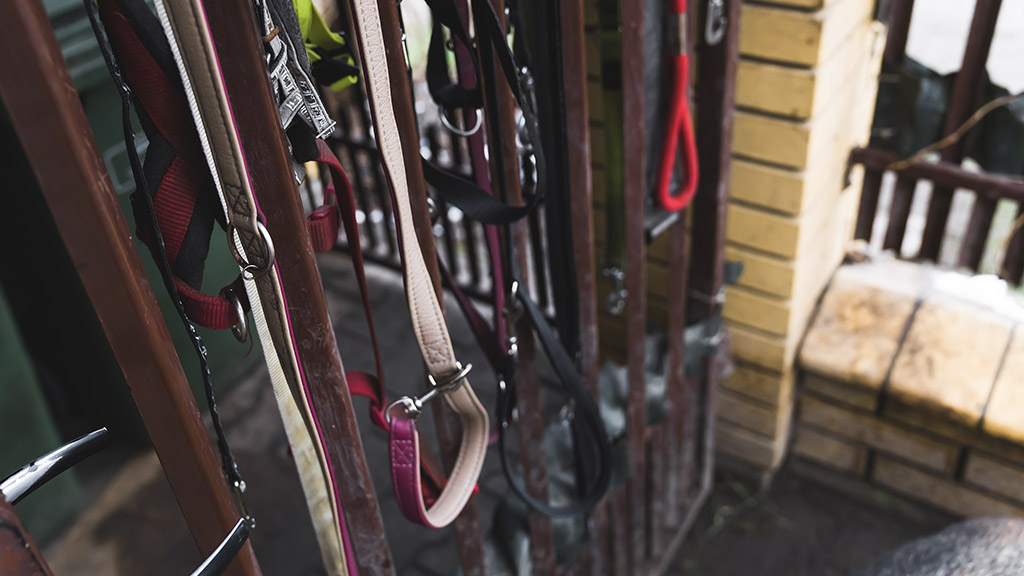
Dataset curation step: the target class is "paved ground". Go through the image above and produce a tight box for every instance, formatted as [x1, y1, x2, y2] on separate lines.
[39, 253, 958, 575]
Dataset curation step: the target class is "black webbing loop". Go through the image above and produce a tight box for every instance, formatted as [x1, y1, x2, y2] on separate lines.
[420, 0, 547, 227]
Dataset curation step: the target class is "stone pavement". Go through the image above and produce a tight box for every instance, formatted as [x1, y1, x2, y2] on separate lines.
[43, 253, 954, 575]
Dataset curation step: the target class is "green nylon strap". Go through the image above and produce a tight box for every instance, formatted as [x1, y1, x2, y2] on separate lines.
[292, 0, 357, 91]
[597, 0, 625, 271]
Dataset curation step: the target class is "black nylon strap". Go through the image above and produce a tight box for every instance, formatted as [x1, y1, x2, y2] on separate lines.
[495, 286, 612, 517]
[523, 0, 581, 363]
[425, 0, 480, 109]
[420, 0, 547, 227]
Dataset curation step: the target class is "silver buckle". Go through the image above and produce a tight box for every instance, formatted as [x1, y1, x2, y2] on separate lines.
[386, 362, 473, 423]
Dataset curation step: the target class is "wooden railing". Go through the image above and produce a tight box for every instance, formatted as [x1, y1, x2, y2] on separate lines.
[851, 0, 1024, 284]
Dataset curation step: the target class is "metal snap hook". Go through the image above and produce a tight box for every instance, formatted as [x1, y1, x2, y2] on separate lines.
[385, 362, 473, 424]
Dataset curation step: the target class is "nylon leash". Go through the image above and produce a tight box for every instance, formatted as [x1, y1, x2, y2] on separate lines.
[345, 0, 490, 529]
[655, 0, 699, 212]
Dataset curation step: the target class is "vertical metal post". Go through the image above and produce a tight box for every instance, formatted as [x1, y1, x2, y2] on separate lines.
[0, 2, 261, 574]
[618, 0, 648, 564]
[201, 0, 394, 572]
[473, 0, 556, 572]
[562, 0, 610, 570]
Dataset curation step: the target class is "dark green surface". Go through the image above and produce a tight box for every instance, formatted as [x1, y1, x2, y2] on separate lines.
[0, 284, 83, 541]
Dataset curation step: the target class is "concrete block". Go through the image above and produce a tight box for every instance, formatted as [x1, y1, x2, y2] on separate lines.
[800, 260, 922, 392]
[736, 21, 881, 120]
[717, 387, 793, 439]
[802, 371, 879, 412]
[982, 327, 1024, 446]
[716, 418, 789, 471]
[721, 363, 795, 408]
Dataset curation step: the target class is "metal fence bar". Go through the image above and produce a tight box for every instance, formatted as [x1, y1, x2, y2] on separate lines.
[208, 1, 401, 572]
[561, 0, 610, 569]
[620, 0, 649, 564]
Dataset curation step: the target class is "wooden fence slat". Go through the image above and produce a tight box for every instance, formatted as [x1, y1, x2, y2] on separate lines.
[0, 2, 261, 573]
[959, 195, 999, 271]
[1001, 202, 1024, 284]
[917, 0, 1003, 261]
[882, 175, 917, 253]
[883, 0, 916, 64]
[854, 170, 885, 241]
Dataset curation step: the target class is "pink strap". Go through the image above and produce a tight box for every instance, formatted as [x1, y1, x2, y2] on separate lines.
[317, 141, 453, 509]
[656, 0, 699, 212]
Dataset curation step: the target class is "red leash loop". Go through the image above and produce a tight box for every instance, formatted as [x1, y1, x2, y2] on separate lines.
[656, 0, 699, 212]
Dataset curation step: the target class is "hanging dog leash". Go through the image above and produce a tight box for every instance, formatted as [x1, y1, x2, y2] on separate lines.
[345, 0, 490, 529]
[413, 0, 612, 517]
[655, 0, 699, 212]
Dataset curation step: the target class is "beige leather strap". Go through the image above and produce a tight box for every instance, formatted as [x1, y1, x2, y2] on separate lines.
[348, 0, 489, 528]
[153, 0, 348, 572]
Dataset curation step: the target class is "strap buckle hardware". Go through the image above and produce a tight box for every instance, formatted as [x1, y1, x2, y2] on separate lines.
[705, 0, 727, 46]
[602, 267, 628, 315]
[225, 289, 249, 343]
[386, 362, 473, 423]
[231, 479, 256, 529]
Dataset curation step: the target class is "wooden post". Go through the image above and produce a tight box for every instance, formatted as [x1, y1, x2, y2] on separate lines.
[0, 2, 260, 574]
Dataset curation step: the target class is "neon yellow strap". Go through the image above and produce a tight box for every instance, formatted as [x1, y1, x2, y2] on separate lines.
[292, 0, 357, 91]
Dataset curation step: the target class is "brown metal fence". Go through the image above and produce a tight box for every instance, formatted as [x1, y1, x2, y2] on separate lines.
[851, 0, 1024, 284]
[320, 0, 739, 573]
[4, 0, 738, 573]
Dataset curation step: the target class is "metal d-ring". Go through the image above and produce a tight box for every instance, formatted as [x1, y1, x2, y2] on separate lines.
[227, 220, 275, 280]
[439, 106, 482, 137]
[225, 289, 249, 343]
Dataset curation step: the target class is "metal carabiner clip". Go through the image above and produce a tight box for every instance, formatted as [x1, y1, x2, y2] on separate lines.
[705, 0, 727, 46]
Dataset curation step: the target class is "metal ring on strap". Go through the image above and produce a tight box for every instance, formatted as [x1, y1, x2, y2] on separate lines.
[438, 106, 482, 137]
[226, 220, 275, 279]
